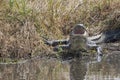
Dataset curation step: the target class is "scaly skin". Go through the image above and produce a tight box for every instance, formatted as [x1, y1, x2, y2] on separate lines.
[44, 24, 103, 61]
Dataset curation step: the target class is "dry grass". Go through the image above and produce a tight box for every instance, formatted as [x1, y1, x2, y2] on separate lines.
[0, 0, 120, 59]
[27, 0, 120, 35]
[0, 19, 50, 59]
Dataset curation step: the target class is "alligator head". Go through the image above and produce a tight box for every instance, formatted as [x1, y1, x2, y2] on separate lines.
[71, 24, 88, 36]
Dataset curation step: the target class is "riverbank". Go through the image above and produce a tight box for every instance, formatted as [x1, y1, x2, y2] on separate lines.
[0, 0, 120, 60]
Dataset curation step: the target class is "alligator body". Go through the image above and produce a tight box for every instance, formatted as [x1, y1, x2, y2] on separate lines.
[44, 24, 120, 61]
[88, 28, 120, 44]
[45, 24, 89, 52]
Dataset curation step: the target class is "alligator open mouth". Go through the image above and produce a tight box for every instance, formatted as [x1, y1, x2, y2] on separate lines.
[72, 24, 86, 35]
[73, 27, 85, 34]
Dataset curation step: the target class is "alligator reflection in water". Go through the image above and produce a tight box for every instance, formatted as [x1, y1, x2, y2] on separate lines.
[0, 52, 120, 80]
[69, 52, 120, 80]
[70, 58, 87, 80]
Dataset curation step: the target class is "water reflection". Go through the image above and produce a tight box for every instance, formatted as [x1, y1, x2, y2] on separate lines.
[69, 52, 120, 80]
[0, 52, 119, 80]
[70, 58, 87, 80]
[84, 61, 120, 80]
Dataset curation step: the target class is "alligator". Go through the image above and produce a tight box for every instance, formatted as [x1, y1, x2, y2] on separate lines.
[44, 24, 120, 61]
[88, 28, 120, 43]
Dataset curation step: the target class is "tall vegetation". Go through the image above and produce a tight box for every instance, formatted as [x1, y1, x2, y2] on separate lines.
[0, 0, 119, 60]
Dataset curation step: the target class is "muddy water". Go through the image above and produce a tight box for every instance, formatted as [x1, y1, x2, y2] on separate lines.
[0, 52, 120, 80]
[69, 52, 120, 80]
[84, 62, 120, 80]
